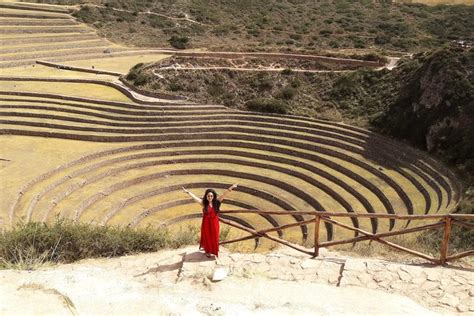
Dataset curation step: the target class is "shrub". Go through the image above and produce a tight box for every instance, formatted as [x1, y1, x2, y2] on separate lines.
[125, 63, 149, 86]
[72, 6, 100, 24]
[250, 73, 273, 91]
[149, 16, 174, 28]
[281, 68, 293, 76]
[245, 98, 288, 114]
[290, 79, 302, 88]
[329, 40, 339, 48]
[417, 205, 474, 254]
[125, 62, 144, 82]
[169, 80, 183, 92]
[247, 29, 260, 37]
[375, 35, 391, 45]
[168, 225, 199, 248]
[212, 24, 236, 36]
[133, 73, 149, 86]
[361, 53, 387, 63]
[319, 29, 333, 37]
[289, 33, 302, 40]
[168, 35, 190, 49]
[354, 41, 365, 49]
[0, 220, 171, 269]
[277, 86, 297, 100]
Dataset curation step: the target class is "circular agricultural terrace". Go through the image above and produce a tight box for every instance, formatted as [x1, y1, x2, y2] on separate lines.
[1, 86, 461, 246]
[0, 2, 462, 249]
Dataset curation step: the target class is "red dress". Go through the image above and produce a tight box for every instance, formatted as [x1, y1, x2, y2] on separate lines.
[200, 205, 220, 256]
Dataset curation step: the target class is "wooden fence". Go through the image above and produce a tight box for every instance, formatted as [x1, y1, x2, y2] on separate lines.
[218, 210, 474, 265]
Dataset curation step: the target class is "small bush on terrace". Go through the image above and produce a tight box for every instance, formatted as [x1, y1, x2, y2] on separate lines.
[245, 98, 288, 114]
[276, 85, 297, 100]
[168, 35, 190, 49]
[125, 62, 144, 81]
[0, 220, 198, 269]
[125, 63, 151, 86]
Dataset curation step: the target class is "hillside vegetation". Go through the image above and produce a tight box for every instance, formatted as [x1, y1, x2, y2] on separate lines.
[0, 219, 202, 269]
[373, 47, 473, 224]
[70, 0, 474, 52]
[373, 48, 473, 182]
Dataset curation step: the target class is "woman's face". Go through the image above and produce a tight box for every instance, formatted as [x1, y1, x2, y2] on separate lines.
[206, 192, 214, 202]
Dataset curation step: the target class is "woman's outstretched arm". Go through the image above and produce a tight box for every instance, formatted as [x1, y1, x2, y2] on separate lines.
[183, 187, 202, 205]
[218, 184, 238, 202]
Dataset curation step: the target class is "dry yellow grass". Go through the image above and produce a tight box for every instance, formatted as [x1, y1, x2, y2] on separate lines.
[0, 136, 124, 226]
[0, 54, 169, 78]
[0, 80, 133, 102]
[48, 162, 317, 215]
[0, 0, 76, 9]
[0, 32, 90, 39]
[0, 8, 70, 17]
[0, 39, 105, 48]
[62, 54, 172, 74]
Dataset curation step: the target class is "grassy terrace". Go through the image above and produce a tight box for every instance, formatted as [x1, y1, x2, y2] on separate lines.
[0, 55, 169, 76]
[1, 82, 459, 244]
[0, 6, 168, 68]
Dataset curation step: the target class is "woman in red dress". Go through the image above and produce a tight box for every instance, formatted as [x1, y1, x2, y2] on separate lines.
[183, 184, 237, 258]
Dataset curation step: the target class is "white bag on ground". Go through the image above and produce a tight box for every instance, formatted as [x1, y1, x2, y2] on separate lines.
[212, 266, 228, 281]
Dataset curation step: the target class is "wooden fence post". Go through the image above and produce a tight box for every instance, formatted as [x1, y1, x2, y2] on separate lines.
[313, 215, 321, 257]
[440, 217, 452, 265]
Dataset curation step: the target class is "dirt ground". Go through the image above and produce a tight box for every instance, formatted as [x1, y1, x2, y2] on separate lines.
[0, 246, 445, 316]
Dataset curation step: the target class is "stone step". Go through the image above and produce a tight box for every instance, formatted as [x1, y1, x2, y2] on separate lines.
[177, 249, 218, 281]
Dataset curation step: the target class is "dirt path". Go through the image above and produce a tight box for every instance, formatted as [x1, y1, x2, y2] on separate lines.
[1, 245, 471, 315]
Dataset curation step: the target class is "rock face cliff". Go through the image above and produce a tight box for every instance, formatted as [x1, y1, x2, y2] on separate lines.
[373, 47, 474, 183]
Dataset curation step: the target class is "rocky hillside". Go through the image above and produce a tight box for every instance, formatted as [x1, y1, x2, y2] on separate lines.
[373, 47, 473, 185]
[69, 0, 474, 52]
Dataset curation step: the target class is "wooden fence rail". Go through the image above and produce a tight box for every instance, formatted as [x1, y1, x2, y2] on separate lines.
[219, 210, 474, 265]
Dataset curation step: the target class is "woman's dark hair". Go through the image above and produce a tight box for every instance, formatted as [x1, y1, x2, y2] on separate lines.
[202, 188, 220, 213]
